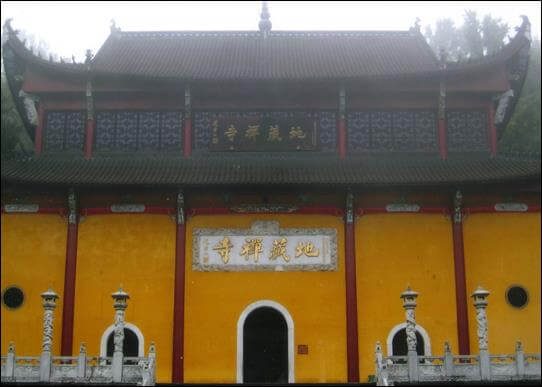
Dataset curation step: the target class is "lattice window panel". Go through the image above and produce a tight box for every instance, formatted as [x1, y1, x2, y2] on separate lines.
[44, 111, 86, 152]
[447, 110, 488, 152]
[94, 111, 183, 152]
[347, 111, 438, 152]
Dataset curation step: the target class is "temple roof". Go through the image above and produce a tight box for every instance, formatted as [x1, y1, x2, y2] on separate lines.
[2, 16, 531, 82]
[2, 154, 539, 188]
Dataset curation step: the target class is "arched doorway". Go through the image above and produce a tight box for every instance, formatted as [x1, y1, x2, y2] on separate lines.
[237, 300, 295, 383]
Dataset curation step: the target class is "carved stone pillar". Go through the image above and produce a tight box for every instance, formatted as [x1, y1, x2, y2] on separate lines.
[172, 189, 186, 383]
[40, 288, 59, 382]
[515, 340, 525, 377]
[471, 286, 490, 380]
[111, 287, 130, 383]
[344, 189, 359, 382]
[444, 341, 453, 377]
[6, 342, 15, 379]
[452, 190, 471, 355]
[77, 343, 87, 379]
[401, 286, 419, 382]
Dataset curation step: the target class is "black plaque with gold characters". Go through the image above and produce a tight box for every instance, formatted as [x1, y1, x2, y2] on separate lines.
[209, 113, 319, 151]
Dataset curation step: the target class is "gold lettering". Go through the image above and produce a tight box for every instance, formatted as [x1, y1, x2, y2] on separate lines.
[295, 241, 320, 258]
[225, 124, 238, 142]
[213, 237, 233, 264]
[289, 126, 306, 139]
[267, 125, 282, 142]
[240, 238, 263, 263]
[245, 124, 260, 141]
[269, 237, 290, 262]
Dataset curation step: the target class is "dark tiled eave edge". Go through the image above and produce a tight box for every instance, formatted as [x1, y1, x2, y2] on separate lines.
[1, 155, 540, 188]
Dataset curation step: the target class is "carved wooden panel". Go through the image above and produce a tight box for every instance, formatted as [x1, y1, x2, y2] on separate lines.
[347, 111, 437, 152]
[447, 110, 489, 152]
[94, 111, 183, 152]
[44, 111, 85, 152]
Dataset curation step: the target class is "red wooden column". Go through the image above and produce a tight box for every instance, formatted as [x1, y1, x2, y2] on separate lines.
[338, 86, 347, 159]
[35, 103, 44, 156]
[487, 103, 497, 157]
[345, 189, 360, 382]
[172, 190, 186, 383]
[183, 86, 192, 158]
[61, 188, 79, 356]
[438, 78, 448, 159]
[451, 190, 470, 355]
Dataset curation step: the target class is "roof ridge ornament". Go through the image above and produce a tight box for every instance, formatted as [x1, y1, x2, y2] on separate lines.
[518, 15, 531, 41]
[409, 17, 421, 34]
[258, 1, 272, 37]
[110, 19, 121, 36]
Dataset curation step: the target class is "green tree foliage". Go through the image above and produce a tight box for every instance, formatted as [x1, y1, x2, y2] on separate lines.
[424, 10, 509, 60]
[424, 11, 540, 154]
[499, 38, 541, 153]
[1, 71, 27, 159]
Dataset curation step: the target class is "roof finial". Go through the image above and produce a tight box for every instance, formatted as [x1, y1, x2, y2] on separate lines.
[85, 49, 93, 64]
[258, 1, 272, 37]
[110, 19, 121, 36]
[409, 17, 421, 34]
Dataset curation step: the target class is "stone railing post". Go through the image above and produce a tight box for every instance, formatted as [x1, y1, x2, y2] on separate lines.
[111, 286, 130, 383]
[401, 286, 419, 382]
[40, 288, 59, 382]
[6, 342, 15, 379]
[515, 340, 525, 378]
[444, 341, 453, 377]
[471, 286, 490, 381]
[77, 343, 86, 379]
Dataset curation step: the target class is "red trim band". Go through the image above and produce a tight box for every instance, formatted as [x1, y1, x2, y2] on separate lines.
[35, 104, 44, 156]
[464, 205, 540, 214]
[187, 206, 344, 217]
[84, 118, 95, 159]
[357, 207, 449, 215]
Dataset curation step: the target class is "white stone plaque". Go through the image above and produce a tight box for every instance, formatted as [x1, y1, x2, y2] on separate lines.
[4, 204, 39, 213]
[494, 203, 528, 212]
[193, 220, 337, 271]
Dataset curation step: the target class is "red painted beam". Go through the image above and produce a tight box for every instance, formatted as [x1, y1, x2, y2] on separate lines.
[183, 118, 192, 158]
[172, 194, 186, 383]
[357, 207, 449, 215]
[80, 207, 174, 216]
[35, 103, 44, 156]
[465, 205, 541, 214]
[186, 206, 344, 217]
[438, 119, 447, 160]
[344, 193, 360, 382]
[84, 118, 95, 159]
[487, 104, 497, 157]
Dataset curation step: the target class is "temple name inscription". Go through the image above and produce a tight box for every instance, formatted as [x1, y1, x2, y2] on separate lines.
[192, 221, 337, 271]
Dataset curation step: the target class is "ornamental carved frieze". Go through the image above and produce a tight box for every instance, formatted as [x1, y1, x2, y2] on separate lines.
[193, 220, 337, 272]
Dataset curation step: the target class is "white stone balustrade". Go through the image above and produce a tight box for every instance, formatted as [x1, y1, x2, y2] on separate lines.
[375, 286, 541, 385]
[0, 287, 156, 385]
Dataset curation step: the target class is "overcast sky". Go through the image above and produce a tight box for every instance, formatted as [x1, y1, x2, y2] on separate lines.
[1, 1, 540, 62]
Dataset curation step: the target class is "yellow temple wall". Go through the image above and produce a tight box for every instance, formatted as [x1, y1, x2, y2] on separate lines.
[463, 213, 541, 354]
[184, 214, 347, 383]
[73, 214, 175, 383]
[1, 214, 67, 356]
[355, 213, 458, 382]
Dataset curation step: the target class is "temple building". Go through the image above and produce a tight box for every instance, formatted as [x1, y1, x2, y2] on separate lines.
[1, 3, 540, 385]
